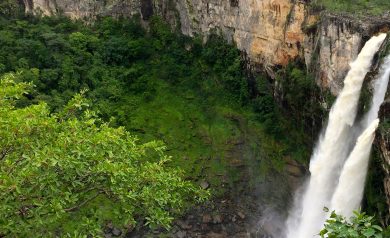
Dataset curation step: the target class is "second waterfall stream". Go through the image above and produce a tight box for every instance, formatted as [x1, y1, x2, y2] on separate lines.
[285, 33, 389, 238]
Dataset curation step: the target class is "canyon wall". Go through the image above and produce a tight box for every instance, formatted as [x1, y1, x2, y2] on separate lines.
[23, 0, 141, 18]
[172, 0, 305, 69]
[24, 0, 390, 217]
[25, 0, 367, 93]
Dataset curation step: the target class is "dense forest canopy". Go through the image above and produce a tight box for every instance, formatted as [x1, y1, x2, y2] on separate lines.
[0, 12, 322, 187]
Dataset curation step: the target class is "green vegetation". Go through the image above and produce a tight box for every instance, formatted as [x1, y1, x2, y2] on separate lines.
[320, 211, 390, 237]
[1, 1, 390, 237]
[0, 0, 23, 16]
[0, 13, 317, 194]
[0, 10, 349, 236]
[275, 62, 326, 143]
[363, 147, 389, 226]
[0, 74, 208, 237]
[0, 0, 389, 237]
[311, 0, 390, 16]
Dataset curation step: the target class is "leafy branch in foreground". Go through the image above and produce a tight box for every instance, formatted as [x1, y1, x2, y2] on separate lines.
[320, 211, 390, 238]
[0, 73, 209, 237]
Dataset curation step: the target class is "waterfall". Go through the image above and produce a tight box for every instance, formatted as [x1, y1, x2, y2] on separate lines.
[364, 55, 390, 125]
[330, 55, 390, 219]
[285, 33, 387, 238]
[330, 119, 379, 219]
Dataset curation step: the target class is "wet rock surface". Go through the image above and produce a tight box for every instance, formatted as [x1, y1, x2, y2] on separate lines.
[124, 198, 273, 237]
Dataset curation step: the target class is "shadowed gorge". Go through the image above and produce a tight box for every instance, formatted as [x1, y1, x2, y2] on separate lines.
[1, 0, 390, 237]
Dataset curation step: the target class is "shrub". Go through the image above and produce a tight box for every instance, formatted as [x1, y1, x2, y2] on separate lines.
[0, 74, 208, 237]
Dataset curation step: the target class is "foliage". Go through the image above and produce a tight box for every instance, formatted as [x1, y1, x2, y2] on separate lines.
[276, 62, 325, 132]
[0, 15, 249, 110]
[0, 74, 208, 237]
[0, 13, 322, 223]
[379, 118, 390, 139]
[364, 148, 389, 225]
[0, 13, 300, 196]
[311, 0, 390, 16]
[320, 211, 390, 237]
[252, 75, 282, 136]
[0, 0, 22, 17]
[267, 62, 327, 163]
[3, 7, 388, 237]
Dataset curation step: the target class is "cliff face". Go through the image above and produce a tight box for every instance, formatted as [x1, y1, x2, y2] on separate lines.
[26, 0, 306, 66]
[24, 0, 141, 18]
[29, 1, 390, 92]
[173, 0, 305, 68]
[304, 15, 362, 94]
[26, 1, 389, 92]
[26, 0, 359, 92]
[379, 91, 390, 219]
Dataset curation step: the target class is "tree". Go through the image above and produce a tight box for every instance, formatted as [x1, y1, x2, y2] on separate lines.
[0, 73, 209, 237]
[320, 211, 390, 238]
[0, 0, 22, 17]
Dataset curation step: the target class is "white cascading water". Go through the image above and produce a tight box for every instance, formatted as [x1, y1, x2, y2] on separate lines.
[285, 33, 387, 238]
[330, 119, 379, 218]
[364, 55, 390, 125]
[330, 55, 390, 219]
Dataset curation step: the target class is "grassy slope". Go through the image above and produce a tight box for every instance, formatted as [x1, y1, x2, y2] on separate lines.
[98, 72, 292, 196]
[312, 0, 390, 16]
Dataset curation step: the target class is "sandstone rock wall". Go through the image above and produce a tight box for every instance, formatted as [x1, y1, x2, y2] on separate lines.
[305, 13, 390, 94]
[304, 15, 362, 94]
[25, 0, 373, 93]
[25, 0, 142, 19]
[173, 0, 306, 68]
[26, 0, 306, 68]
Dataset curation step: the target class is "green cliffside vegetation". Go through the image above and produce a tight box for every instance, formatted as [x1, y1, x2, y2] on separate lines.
[0, 74, 208, 237]
[311, 0, 390, 16]
[0, 12, 323, 236]
[0, 13, 320, 185]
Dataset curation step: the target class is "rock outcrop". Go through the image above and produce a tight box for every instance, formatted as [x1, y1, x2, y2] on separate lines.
[25, 0, 390, 93]
[304, 14, 362, 94]
[173, 0, 306, 68]
[25, 0, 306, 70]
[24, 1, 390, 91]
[305, 13, 390, 94]
[24, 0, 141, 18]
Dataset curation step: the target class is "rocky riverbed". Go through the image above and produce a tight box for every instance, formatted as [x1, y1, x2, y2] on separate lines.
[103, 158, 306, 238]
